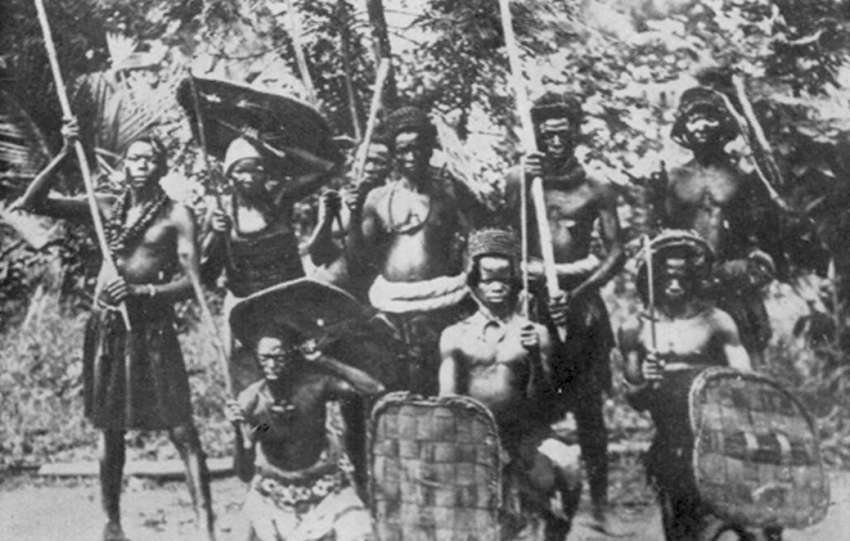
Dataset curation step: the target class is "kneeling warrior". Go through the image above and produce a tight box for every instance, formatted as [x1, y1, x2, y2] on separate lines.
[225, 297, 385, 541]
[439, 228, 582, 540]
[619, 230, 783, 540]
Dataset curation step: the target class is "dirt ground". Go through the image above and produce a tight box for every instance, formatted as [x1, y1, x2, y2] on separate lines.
[1, 465, 848, 541]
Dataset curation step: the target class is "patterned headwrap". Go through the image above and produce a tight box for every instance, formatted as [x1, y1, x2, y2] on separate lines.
[384, 106, 437, 150]
[466, 228, 519, 271]
[671, 87, 739, 149]
[636, 229, 714, 304]
[223, 137, 263, 177]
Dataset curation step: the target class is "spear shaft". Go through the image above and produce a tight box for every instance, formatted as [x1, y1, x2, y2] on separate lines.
[34, 0, 131, 330]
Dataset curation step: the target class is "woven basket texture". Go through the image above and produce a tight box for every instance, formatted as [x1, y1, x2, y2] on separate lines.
[369, 393, 502, 541]
[690, 367, 829, 529]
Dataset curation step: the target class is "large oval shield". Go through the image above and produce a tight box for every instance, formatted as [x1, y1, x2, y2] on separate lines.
[369, 392, 502, 541]
[690, 367, 829, 529]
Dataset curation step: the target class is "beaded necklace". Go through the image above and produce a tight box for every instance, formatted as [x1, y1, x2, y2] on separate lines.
[105, 187, 170, 255]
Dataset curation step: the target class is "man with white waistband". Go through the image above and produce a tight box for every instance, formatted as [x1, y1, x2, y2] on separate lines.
[347, 106, 481, 395]
[619, 230, 766, 540]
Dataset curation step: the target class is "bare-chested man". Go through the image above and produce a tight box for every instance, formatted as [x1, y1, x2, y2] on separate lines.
[201, 136, 334, 390]
[308, 136, 391, 300]
[661, 86, 781, 367]
[439, 228, 581, 540]
[224, 300, 384, 541]
[506, 91, 625, 529]
[617, 230, 785, 541]
[348, 106, 479, 395]
[15, 120, 215, 541]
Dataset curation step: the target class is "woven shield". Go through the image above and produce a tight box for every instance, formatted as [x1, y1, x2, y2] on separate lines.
[368, 393, 502, 541]
[690, 367, 829, 529]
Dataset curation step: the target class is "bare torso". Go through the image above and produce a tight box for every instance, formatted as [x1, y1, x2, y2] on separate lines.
[635, 307, 732, 366]
[241, 374, 343, 473]
[443, 315, 545, 426]
[665, 160, 745, 255]
[367, 181, 461, 281]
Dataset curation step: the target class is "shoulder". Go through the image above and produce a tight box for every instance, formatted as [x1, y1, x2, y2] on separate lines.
[703, 306, 739, 335]
[584, 172, 617, 204]
[364, 184, 391, 208]
[237, 380, 265, 415]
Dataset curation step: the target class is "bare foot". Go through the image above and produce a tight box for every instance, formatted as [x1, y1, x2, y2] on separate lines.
[102, 521, 129, 541]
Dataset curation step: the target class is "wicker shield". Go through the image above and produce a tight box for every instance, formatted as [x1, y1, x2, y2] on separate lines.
[369, 392, 502, 541]
[690, 367, 829, 529]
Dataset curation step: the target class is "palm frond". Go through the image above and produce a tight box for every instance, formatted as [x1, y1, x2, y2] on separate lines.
[0, 89, 51, 192]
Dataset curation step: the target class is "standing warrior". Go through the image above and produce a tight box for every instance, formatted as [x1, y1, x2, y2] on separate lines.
[200, 136, 334, 390]
[507, 91, 625, 529]
[347, 106, 476, 395]
[308, 135, 391, 300]
[439, 228, 582, 540]
[224, 298, 384, 541]
[15, 120, 216, 541]
[617, 230, 785, 541]
[660, 87, 781, 366]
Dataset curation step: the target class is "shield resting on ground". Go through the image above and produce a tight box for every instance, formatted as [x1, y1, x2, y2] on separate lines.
[369, 392, 503, 541]
[176, 76, 341, 175]
[689, 367, 829, 529]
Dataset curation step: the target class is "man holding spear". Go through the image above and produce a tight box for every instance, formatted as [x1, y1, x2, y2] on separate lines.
[14, 121, 216, 541]
[498, 1, 625, 531]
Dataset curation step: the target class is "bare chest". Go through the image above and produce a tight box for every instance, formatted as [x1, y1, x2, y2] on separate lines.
[641, 316, 717, 359]
[672, 166, 741, 209]
[379, 188, 455, 235]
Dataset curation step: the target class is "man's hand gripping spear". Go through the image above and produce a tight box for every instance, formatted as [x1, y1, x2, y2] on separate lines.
[498, 0, 567, 340]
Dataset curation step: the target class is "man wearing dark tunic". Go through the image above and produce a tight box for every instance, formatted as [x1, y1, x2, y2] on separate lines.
[506, 92, 625, 530]
[16, 121, 215, 541]
[200, 136, 334, 391]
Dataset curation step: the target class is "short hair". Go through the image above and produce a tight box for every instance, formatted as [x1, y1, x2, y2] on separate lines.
[124, 134, 168, 175]
[384, 106, 437, 150]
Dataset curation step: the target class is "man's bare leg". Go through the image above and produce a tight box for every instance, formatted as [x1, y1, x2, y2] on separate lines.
[99, 430, 127, 541]
[169, 424, 216, 540]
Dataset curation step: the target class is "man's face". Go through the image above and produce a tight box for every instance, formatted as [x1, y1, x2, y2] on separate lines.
[256, 334, 299, 381]
[474, 256, 514, 307]
[124, 141, 161, 189]
[539, 117, 574, 160]
[659, 257, 693, 304]
[393, 131, 430, 179]
[230, 158, 268, 195]
[684, 113, 723, 148]
[363, 143, 389, 185]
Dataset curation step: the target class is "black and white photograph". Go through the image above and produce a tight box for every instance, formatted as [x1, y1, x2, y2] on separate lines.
[1, 1, 849, 539]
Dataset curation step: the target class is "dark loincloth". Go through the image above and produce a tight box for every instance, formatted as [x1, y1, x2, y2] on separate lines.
[83, 299, 192, 430]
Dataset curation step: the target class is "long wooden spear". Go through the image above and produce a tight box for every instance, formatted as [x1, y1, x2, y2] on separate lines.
[352, 58, 391, 186]
[498, 0, 566, 340]
[34, 0, 131, 330]
[285, 0, 318, 105]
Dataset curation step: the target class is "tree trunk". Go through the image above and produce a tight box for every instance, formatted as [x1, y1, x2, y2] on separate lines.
[365, 0, 397, 108]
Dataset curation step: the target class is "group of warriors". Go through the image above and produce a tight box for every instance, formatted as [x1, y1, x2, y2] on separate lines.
[12, 82, 828, 541]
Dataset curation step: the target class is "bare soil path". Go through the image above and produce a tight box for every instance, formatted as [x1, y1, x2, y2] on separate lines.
[1, 470, 847, 540]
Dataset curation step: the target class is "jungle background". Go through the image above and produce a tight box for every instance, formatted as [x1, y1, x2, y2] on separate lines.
[2, 0, 850, 511]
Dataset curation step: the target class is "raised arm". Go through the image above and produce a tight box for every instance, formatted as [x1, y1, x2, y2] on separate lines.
[313, 349, 385, 397]
[346, 187, 382, 271]
[569, 181, 625, 299]
[277, 147, 336, 203]
[522, 322, 555, 400]
[199, 205, 229, 287]
[13, 118, 93, 220]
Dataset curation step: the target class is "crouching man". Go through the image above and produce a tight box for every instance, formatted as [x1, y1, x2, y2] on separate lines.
[224, 301, 385, 541]
[439, 228, 582, 540]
